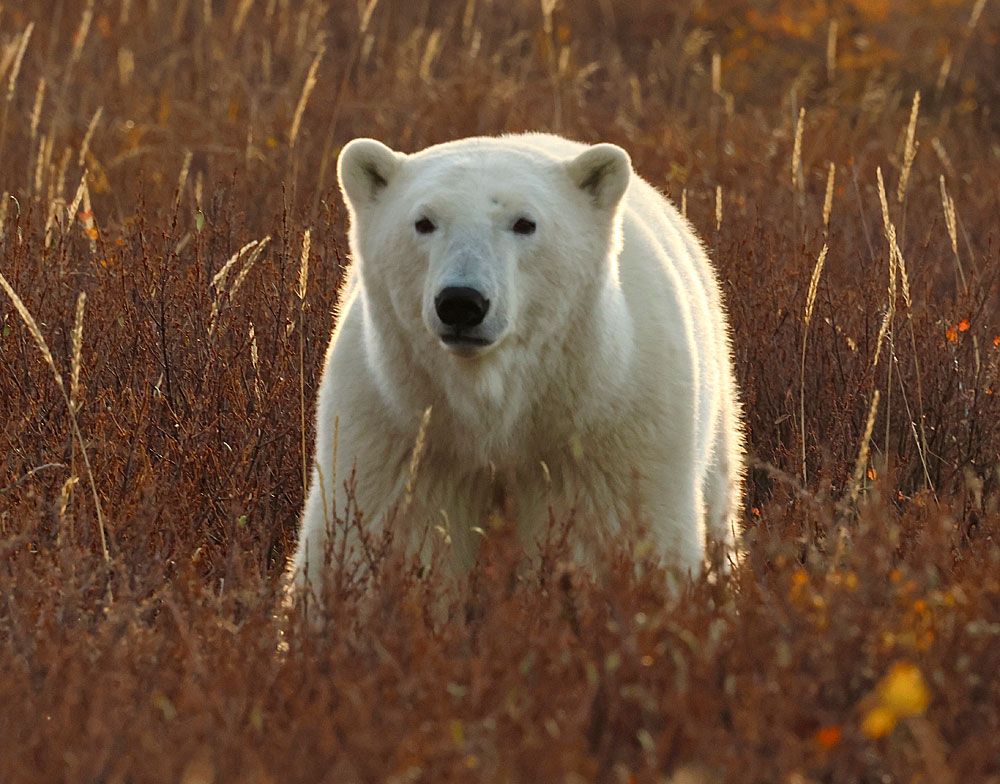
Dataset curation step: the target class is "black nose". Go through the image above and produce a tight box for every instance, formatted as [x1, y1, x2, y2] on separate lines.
[434, 286, 490, 329]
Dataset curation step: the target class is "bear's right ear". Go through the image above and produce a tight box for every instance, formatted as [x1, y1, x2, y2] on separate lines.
[565, 143, 631, 210]
[337, 138, 402, 209]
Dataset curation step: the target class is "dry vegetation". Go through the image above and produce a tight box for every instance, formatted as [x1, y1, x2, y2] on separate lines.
[1, 0, 999, 781]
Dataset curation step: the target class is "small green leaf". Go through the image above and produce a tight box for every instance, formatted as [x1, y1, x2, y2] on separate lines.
[195, 210, 205, 232]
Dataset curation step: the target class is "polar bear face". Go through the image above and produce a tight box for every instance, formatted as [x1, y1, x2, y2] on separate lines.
[337, 137, 631, 364]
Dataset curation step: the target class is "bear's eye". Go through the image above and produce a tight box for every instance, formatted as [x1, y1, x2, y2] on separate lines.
[512, 217, 536, 235]
[414, 217, 436, 234]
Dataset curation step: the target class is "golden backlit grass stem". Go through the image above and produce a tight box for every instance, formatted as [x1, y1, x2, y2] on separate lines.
[800, 243, 828, 485]
[27, 77, 46, 199]
[0, 273, 108, 561]
[208, 236, 271, 334]
[939, 175, 966, 292]
[289, 47, 324, 150]
[826, 19, 837, 81]
[65, 170, 88, 236]
[872, 168, 896, 370]
[791, 106, 806, 206]
[70, 292, 86, 413]
[844, 389, 880, 512]
[822, 161, 835, 232]
[897, 92, 920, 204]
[0, 22, 34, 180]
[310, 0, 381, 219]
[298, 228, 312, 500]
[405, 406, 433, 511]
[50, 1, 93, 140]
[877, 167, 934, 493]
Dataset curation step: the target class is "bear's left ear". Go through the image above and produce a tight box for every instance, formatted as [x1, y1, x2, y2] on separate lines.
[338, 138, 403, 210]
[565, 143, 631, 209]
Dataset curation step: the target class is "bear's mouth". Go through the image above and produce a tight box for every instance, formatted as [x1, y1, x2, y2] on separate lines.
[441, 334, 491, 346]
[440, 332, 493, 355]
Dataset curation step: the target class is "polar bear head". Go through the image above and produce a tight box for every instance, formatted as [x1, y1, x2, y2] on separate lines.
[337, 136, 630, 365]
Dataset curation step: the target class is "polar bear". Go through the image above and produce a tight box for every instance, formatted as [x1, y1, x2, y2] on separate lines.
[290, 133, 744, 595]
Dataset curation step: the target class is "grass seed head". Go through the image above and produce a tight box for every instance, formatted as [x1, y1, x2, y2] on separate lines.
[6, 23, 34, 102]
[70, 291, 86, 413]
[298, 228, 311, 301]
[822, 161, 835, 229]
[897, 91, 920, 203]
[290, 47, 325, 149]
[826, 19, 838, 80]
[792, 106, 806, 194]
[803, 244, 828, 328]
[846, 389, 881, 508]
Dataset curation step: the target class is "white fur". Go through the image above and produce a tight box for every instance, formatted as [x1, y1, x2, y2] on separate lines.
[290, 133, 744, 592]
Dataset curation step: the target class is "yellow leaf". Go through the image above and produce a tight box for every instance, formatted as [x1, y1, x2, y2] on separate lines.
[861, 705, 897, 738]
[878, 661, 930, 718]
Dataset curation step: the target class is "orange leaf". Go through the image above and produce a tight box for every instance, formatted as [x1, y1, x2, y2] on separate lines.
[85, 227, 99, 240]
[814, 725, 842, 749]
[958, 318, 970, 332]
[945, 326, 958, 343]
[993, 335, 999, 347]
